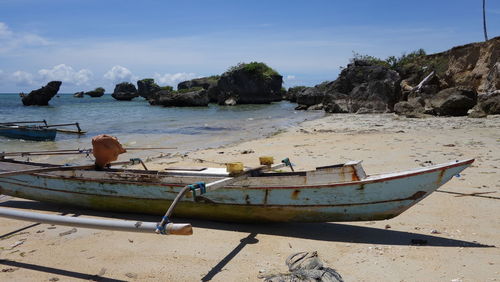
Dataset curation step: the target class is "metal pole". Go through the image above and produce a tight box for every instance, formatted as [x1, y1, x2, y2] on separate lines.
[483, 0, 488, 41]
[0, 208, 192, 235]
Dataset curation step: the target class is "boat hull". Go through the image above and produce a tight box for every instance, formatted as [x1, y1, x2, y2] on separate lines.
[0, 159, 474, 222]
[0, 126, 57, 141]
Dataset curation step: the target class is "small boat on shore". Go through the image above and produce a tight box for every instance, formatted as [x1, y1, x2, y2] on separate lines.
[0, 124, 57, 141]
[0, 158, 474, 222]
[0, 120, 85, 141]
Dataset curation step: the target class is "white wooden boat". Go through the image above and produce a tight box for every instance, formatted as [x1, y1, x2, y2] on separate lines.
[0, 158, 474, 222]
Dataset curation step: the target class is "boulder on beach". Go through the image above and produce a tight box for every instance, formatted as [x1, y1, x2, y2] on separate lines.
[137, 78, 161, 99]
[151, 88, 209, 107]
[85, 87, 105, 97]
[21, 81, 62, 106]
[217, 62, 283, 105]
[111, 82, 138, 101]
[429, 87, 477, 116]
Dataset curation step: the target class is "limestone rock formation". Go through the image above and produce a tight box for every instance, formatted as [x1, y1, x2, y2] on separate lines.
[85, 87, 105, 98]
[217, 62, 283, 105]
[178, 76, 220, 103]
[151, 89, 209, 107]
[111, 82, 138, 101]
[21, 81, 62, 106]
[137, 78, 161, 99]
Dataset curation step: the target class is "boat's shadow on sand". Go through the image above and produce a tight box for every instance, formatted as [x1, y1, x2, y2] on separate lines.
[1, 200, 494, 248]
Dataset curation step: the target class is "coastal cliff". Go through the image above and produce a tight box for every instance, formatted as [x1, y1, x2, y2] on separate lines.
[293, 36, 499, 116]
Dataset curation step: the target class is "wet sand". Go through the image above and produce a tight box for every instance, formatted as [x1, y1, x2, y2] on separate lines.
[1, 113, 499, 281]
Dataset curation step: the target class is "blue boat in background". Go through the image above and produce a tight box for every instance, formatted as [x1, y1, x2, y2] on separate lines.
[0, 120, 84, 141]
[0, 124, 57, 141]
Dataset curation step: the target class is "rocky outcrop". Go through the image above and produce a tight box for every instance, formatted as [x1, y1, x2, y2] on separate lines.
[151, 89, 209, 107]
[217, 62, 283, 105]
[285, 86, 307, 102]
[21, 81, 62, 106]
[320, 60, 401, 113]
[137, 79, 160, 99]
[73, 91, 84, 98]
[292, 37, 499, 116]
[111, 82, 138, 101]
[178, 76, 220, 102]
[85, 87, 105, 97]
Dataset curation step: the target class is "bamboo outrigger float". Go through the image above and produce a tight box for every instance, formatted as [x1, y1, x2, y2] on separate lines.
[0, 157, 474, 223]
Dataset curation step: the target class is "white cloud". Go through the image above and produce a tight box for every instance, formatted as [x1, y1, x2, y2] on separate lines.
[153, 72, 196, 86]
[0, 22, 50, 52]
[11, 71, 35, 86]
[285, 75, 296, 80]
[104, 65, 135, 83]
[38, 64, 93, 85]
[0, 22, 13, 37]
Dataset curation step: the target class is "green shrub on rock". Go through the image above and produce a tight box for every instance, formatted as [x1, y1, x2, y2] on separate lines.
[227, 62, 280, 80]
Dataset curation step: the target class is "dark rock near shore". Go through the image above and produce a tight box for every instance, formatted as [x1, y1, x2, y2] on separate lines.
[21, 81, 62, 106]
[152, 88, 209, 107]
[217, 62, 283, 105]
[178, 76, 220, 102]
[73, 91, 84, 98]
[112, 82, 138, 101]
[85, 87, 105, 97]
[137, 78, 161, 99]
[429, 87, 477, 116]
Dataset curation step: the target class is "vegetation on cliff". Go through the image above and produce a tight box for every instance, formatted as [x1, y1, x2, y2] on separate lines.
[349, 49, 449, 77]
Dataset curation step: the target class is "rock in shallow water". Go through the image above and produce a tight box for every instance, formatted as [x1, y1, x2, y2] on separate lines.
[21, 81, 62, 106]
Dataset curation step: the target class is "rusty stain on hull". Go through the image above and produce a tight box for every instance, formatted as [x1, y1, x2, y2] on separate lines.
[263, 189, 269, 205]
[291, 189, 300, 200]
[437, 169, 445, 186]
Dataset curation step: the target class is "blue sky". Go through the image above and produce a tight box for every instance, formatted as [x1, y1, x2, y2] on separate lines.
[1, 0, 499, 93]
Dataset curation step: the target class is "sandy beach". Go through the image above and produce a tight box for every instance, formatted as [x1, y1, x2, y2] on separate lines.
[1, 113, 499, 281]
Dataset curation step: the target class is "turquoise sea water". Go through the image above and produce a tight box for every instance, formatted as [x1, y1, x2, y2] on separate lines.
[0, 94, 323, 164]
